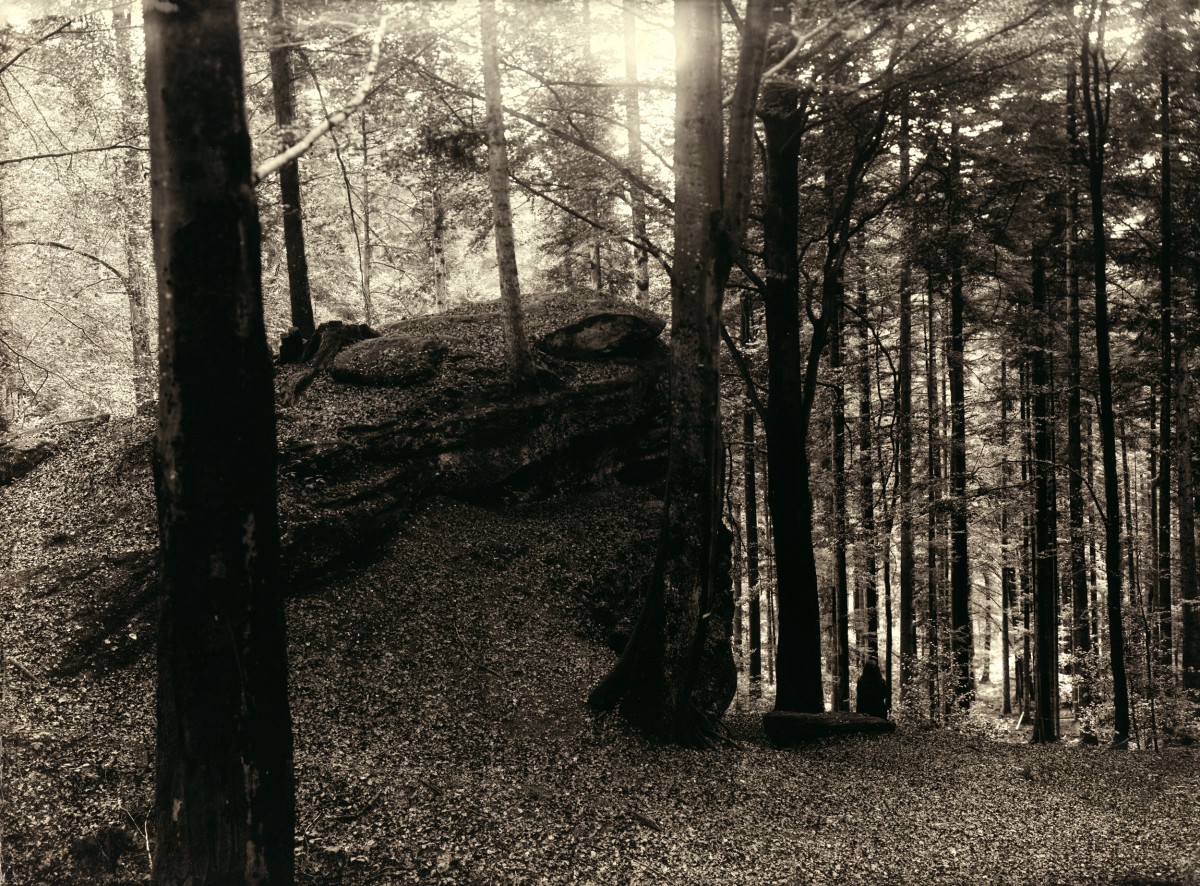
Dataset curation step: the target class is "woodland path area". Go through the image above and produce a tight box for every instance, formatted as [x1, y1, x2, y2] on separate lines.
[0, 414, 1197, 884]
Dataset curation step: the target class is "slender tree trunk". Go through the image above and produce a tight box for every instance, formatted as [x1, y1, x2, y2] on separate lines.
[432, 188, 448, 312]
[1081, 9, 1131, 744]
[623, 0, 651, 306]
[760, 82, 825, 713]
[1178, 322, 1199, 691]
[832, 297, 850, 711]
[1021, 360, 1034, 717]
[1157, 46, 1174, 670]
[114, 8, 155, 408]
[926, 272, 941, 720]
[947, 128, 973, 707]
[857, 259, 879, 662]
[480, 0, 537, 387]
[360, 112, 374, 327]
[143, 2, 295, 879]
[898, 98, 917, 700]
[1066, 67, 1091, 709]
[742, 296, 763, 697]
[268, 0, 315, 339]
[1031, 254, 1060, 742]
[1001, 355, 1015, 716]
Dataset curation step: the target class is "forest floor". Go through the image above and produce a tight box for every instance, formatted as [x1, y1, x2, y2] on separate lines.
[1, 421, 1199, 884]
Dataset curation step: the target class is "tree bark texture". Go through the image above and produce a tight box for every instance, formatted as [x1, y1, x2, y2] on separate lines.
[268, 0, 315, 339]
[1001, 355, 1015, 716]
[479, 0, 537, 387]
[143, 1, 295, 880]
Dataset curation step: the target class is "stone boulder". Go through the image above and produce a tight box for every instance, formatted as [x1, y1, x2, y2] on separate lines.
[329, 333, 449, 387]
[538, 311, 665, 360]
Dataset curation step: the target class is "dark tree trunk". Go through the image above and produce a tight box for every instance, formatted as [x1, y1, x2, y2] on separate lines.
[1157, 49, 1173, 670]
[1021, 361, 1034, 718]
[588, 0, 771, 742]
[143, 2, 295, 879]
[1179, 280, 1199, 691]
[268, 0, 315, 339]
[1030, 255, 1060, 742]
[1066, 68, 1091, 708]
[947, 130, 973, 708]
[857, 261, 879, 662]
[760, 82, 826, 714]
[1081, 11, 1131, 743]
[480, 0, 537, 387]
[1001, 355, 1015, 716]
[926, 272, 941, 720]
[898, 99, 917, 699]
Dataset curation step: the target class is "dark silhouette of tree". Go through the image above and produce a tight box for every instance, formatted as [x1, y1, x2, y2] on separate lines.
[268, 0, 315, 340]
[143, 0, 294, 878]
[1080, 0, 1131, 746]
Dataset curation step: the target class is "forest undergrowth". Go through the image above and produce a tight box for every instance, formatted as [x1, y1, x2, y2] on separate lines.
[0, 420, 1197, 884]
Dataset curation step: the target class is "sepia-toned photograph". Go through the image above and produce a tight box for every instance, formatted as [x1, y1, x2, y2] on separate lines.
[0, 0, 1197, 882]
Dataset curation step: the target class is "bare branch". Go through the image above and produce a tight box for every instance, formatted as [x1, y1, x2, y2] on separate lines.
[0, 144, 145, 168]
[7, 241, 127, 289]
[0, 19, 72, 77]
[253, 14, 390, 185]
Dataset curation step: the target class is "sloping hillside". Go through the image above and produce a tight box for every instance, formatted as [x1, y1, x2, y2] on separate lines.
[1, 297, 1198, 885]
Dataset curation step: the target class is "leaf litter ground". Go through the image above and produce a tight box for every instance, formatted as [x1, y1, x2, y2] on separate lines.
[0, 422, 1198, 884]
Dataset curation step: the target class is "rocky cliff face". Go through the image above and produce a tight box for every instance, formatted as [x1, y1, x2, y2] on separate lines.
[0, 293, 736, 717]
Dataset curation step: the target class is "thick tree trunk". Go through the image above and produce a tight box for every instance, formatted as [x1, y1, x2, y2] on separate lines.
[760, 86, 825, 714]
[898, 100, 917, 699]
[857, 263, 879, 662]
[479, 0, 537, 387]
[268, 0, 315, 339]
[588, 0, 770, 741]
[1081, 15, 1131, 743]
[143, 2, 295, 880]
[1031, 255, 1060, 742]
[114, 9, 155, 409]
[623, 0, 650, 306]
[947, 131, 973, 708]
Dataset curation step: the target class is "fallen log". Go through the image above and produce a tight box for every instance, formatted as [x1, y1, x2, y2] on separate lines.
[763, 710, 896, 746]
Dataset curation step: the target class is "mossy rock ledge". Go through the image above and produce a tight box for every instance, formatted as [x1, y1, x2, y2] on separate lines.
[763, 711, 897, 746]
